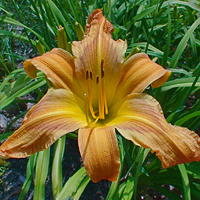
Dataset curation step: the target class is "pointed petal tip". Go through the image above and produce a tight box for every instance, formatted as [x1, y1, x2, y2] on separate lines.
[78, 126, 120, 183]
[0, 148, 8, 158]
[23, 59, 37, 79]
[0, 146, 29, 158]
[151, 70, 171, 88]
[88, 158, 120, 183]
[115, 53, 172, 101]
[158, 125, 200, 168]
[109, 93, 200, 170]
[89, 167, 120, 183]
[0, 88, 87, 160]
[87, 9, 102, 23]
[85, 9, 114, 36]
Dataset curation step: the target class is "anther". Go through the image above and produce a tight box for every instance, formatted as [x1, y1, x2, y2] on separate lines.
[86, 70, 89, 79]
[90, 71, 93, 80]
[96, 75, 99, 84]
[101, 59, 104, 70]
[100, 59, 104, 78]
[101, 68, 104, 78]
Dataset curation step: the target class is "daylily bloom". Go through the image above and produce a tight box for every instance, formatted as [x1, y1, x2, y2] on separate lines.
[0, 9, 200, 183]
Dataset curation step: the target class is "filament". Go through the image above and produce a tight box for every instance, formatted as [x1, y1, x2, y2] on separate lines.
[101, 60, 108, 115]
[84, 99, 90, 125]
[86, 70, 96, 119]
[85, 58, 108, 121]
[96, 59, 108, 119]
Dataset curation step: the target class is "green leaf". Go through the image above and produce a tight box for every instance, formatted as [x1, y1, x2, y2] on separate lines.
[133, 5, 157, 22]
[129, 42, 164, 57]
[0, 132, 13, 140]
[186, 162, 200, 179]
[121, 174, 134, 200]
[34, 148, 50, 200]
[0, 3, 13, 16]
[0, 30, 37, 45]
[19, 154, 37, 200]
[161, 77, 200, 92]
[178, 164, 191, 200]
[169, 17, 200, 69]
[47, 0, 73, 41]
[52, 136, 66, 199]
[133, 148, 151, 200]
[0, 72, 46, 110]
[0, 16, 50, 50]
[56, 167, 90, 200]
[169, 68, 192, 77]
[161, 3, 171, 68]
[106, 135, 125, 200]
[111, 182, 126, 200]
[151, 184, 182, 200]
[175, 111, 200, 126]
[163, 0, 200, 12]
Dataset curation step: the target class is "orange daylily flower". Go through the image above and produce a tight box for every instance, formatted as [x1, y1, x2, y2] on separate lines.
[1, 9, 200, 183]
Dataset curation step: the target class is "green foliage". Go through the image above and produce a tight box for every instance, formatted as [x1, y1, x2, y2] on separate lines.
[0, 158, 10, 185]
[0, 0, 200, 199]
[0, 69, 46, 111]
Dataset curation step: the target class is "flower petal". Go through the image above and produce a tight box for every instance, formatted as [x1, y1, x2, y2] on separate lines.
[72, 9, 127, 107]
[108, 93, 200, 168]
[24, 48, 83, 98]
[78, 126, 120, 182]
[0, 88, 87, 158]
[113, 53, 171, 102]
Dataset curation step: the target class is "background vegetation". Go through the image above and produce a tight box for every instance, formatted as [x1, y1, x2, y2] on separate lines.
[0, 0, 200, 199]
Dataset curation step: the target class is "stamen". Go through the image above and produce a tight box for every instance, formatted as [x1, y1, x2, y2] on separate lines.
[84, 98, 90, 125]
[90, 71, 93, 80]
[97, 76, 104, 119]
[101, 60, 104, 78]
[86, 69, 89, 79]
[95, 59, 109, 119]
[88, 91, 96, 119]
[101, 75, 108, 115]
[90, 116, 100, 126]
[96, 75, 99, 84]
[101, 59, 108, 116]
[85, 59, 108, 120]
[86, 70, 96, 119]
[101, 69, 104, 78]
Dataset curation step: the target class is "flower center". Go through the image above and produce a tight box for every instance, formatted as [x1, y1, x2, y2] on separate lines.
[85, 59, 108, 124]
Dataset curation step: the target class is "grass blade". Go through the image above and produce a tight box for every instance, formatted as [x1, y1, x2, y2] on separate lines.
[0, 76, 46, 110]
[105, 135, 125, 200]
[178, 164, 191, 200]
[169, 18, 200, 69]
[34, 148, 50, 200]
[56, 167, 90, 200]
[47, 0, 73, 41]
[52, 135, 66, 199]
[19, 154, 37, 200]
[161, 77, 200, 92]
[1, 16, 50, 50]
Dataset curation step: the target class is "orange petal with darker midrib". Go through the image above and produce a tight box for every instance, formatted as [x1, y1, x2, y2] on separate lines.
[78, 126, 120, 183]
[108, 93, 200, 168]
[72, 9, 127, 110]
[24, 48, 83, 99]
[0, 88, 87, 158]
[113, 53, 171, 103]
